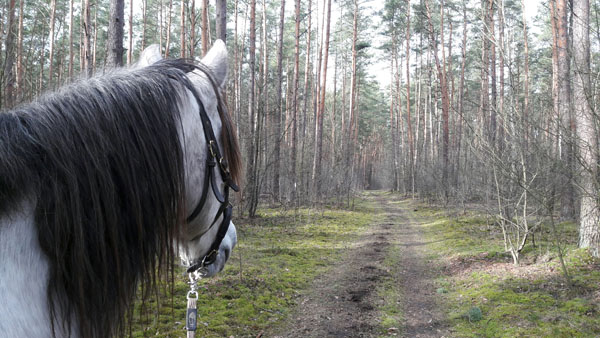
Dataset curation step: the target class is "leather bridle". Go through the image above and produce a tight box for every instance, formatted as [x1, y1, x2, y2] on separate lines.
[182, 65, 239, 275]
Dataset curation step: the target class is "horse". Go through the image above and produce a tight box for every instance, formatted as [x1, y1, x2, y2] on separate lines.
[0, 40, 242, 337]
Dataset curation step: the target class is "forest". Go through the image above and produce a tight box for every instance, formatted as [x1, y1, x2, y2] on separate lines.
[1, 0, 600, 336]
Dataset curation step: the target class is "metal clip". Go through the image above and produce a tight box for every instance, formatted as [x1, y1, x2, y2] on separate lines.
[187, 290, 198, 300]
[209, 140, 217, 158]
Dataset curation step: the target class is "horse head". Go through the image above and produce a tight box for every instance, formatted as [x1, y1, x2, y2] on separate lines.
[136, 41, 240, 277]
[0, 41, 241, 338]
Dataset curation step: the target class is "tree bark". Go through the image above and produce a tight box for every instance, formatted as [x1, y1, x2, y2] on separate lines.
[489, 0, 497, 145]
[141, 0, 147, 50]
[246, 0, 257, 214]
[573, 0, 600, 257]
[312, 0, 332, 196]
[16, 0, 24, 98]
[425, 0, 450, 194]
[165, 0, 172, 57]
[68, 0, 74, 77]
[406, 0, 414, 195]
[478, 0, 490, 143]
[48, 0, 57, 86]
[128, 0, 133, 63]
[291, 0, 301, 202]
[82, 0, 92, 77]
[272, 0, 285, 202]
[202, 0, 209, 55]
[552, 0, 575, 219]
[107, 0, 124, 68]
[180, 0, 186, 58]
[216, 0, 227, 42]
[190, 0, 196, 58]
[3, 0, 17, 108]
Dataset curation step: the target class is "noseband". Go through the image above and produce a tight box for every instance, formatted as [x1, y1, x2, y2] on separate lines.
[181, 65, 239, 275]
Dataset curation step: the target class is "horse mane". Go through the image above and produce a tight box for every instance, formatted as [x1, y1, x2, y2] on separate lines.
[0, 59, 233, 337]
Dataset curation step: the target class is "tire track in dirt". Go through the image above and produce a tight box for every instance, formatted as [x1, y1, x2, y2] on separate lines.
[268, 193, 447, 338]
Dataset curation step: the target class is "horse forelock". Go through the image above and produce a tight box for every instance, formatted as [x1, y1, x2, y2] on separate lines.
[0, 60, 202, 337]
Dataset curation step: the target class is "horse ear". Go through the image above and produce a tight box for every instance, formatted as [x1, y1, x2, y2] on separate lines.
[200, 39, 228, 87]
[134, 44, 162, 68]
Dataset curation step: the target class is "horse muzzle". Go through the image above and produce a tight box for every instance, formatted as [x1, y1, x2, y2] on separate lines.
[187, 222, 237, 278]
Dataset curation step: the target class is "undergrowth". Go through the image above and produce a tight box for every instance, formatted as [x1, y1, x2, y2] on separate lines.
[415, 205, 600, 337]
[130, 197, 378, 337]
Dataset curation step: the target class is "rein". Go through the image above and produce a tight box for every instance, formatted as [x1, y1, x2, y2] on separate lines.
[182, 66, 239, 337]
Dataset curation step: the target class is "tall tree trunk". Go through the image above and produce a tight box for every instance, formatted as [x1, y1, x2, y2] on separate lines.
[406, 0, 414, 195]
[489, 0, 497, 145]
[550, 0, 559, 151]
[312, 0, 332, 197]
[128, 0, 133, 63]
[216, 0, 227, 42]
[48, 0, 56, 86]
[553, 0, 575, 219]
[456, 1, 467, 188]
[272, 0, 285, 202]
[247, 0, 257, 214]
[346, 0, 359, 195]
[573, 0, 600, 257]
[202, 0, 209, 55]
[390, 28, 399, 191]
[498, 0, 505, 146]
[291, 0, 301, 203]
[92, 5, 98, 69]
[301, 0, 312, 201]
[180, 0, 185, 58]
[159, 0, 163, 50]
[165, 0, 172, 57]
[107, 0, 124, 68]
[478, 0, 490, 143]
[68, 0, 74, 77]
[425, 0, 451, 195]
[141, 0, 147, 50]
[190, 0, 196, 58]
[83, 0, 92, 77]
[3, 0, 17, 108]
[521, 0, 530, 144]
[16, 0, 24, 98]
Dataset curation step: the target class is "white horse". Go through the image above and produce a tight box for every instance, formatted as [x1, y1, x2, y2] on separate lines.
[0, 41, 241, 337]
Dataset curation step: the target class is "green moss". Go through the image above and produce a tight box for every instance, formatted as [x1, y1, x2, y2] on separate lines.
[376, 243, 404, 337]
[129, 196, 379, 337]
[414, 203, 600, 338]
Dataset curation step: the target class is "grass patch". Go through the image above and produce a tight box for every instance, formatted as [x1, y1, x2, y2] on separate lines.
[376, 242, 404, 337]
[414, 205, 600, 338]
[130, 197, 379, 337]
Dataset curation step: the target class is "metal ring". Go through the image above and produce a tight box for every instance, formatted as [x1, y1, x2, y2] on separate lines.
[187, 290, 198, 300]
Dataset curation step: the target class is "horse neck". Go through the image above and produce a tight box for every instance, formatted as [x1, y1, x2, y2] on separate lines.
[0, 199, 74, 336]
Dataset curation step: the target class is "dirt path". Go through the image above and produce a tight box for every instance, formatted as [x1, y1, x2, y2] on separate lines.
[268, 193, 448, 338]
[389, 198, 449, 338]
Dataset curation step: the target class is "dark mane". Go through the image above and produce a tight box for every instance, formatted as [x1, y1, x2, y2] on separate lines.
[0, 59, 210, 337]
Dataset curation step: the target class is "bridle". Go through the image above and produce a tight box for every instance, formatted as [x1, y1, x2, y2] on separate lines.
[180, 64, 239, 338]
[183, 64, 239, 276]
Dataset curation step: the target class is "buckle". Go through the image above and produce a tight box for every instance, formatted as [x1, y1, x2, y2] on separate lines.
[209, 140, 217, 158]
[202, 249, 219, 266]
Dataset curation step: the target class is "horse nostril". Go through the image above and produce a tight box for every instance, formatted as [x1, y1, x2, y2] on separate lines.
[223, 248, 231, 261]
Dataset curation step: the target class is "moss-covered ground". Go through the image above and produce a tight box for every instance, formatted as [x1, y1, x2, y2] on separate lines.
[128, 193, 600, 337]
[130, 198, 379, 337]
[415, 205, 600, 337]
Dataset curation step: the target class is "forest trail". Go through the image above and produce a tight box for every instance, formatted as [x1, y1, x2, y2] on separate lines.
[269, 192, 448, 338]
